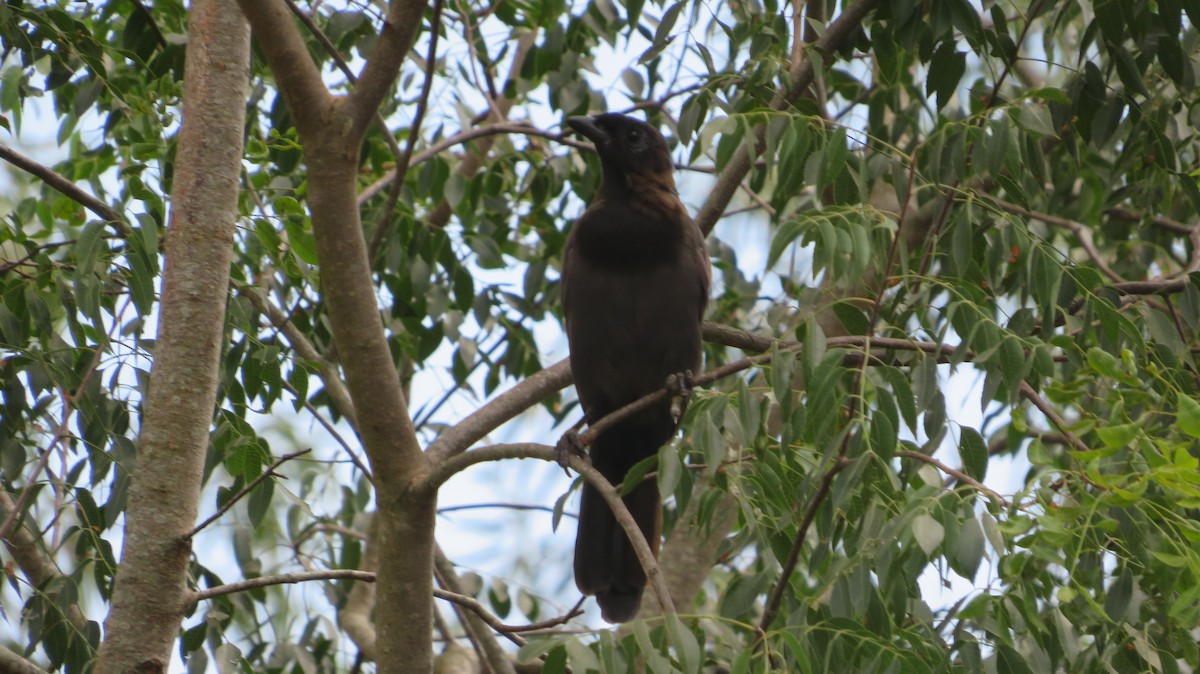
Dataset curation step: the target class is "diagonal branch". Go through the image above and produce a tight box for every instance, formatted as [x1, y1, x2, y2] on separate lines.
[693, 0, 881, 235]
[896, 450, 1011, 507]
[346, 0, 431, 136]
[0, 143, 131, 236]
[188, 449, 312, 537]
[422, 443, 675, 616]
[235, 0, 334, 137]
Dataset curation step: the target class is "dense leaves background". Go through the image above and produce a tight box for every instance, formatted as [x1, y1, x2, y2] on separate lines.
[2, 0, 1200, 671]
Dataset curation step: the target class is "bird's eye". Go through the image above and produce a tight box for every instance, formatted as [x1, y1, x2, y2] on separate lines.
[626, 128, 643, 143]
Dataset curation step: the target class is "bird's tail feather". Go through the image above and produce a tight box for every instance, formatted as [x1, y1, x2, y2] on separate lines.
[575, 477, 660, 622]
[574, 422, 665, 623]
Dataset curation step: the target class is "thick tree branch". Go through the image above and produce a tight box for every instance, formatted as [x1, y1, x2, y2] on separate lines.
[279, 0, 406, 162]
[0, 648, 46, 674]
[235, 0, 333, 136]
[347, 0, 431, 136]
[426, 359, 571, 462]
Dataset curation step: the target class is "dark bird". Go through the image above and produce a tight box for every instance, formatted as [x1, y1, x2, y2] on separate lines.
[562, 113, 710, 622]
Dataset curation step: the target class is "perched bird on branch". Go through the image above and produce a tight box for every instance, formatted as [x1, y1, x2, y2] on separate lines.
[561, 113, 710, 622]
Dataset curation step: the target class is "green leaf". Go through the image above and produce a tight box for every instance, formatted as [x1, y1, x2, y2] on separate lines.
[958, 427, 988, 481]
[657, 443, 682, 498]
[1177, 396, 1200, 438]
[665, 614, 700, 674]
[632, 620, 671, 674]
[954, 516, 984, 579]
[995, 644, 1035, 674]
[1104, 568, 1134, 621]
[831, 303, 869, 335]
[1096, 423, 1138, 449]
[283, 217, 318, 265]
[927, 42, 966, 110]
[912, 513, 944, 556]
[735, 377, 761, 447]
[247, 479, 273, 528]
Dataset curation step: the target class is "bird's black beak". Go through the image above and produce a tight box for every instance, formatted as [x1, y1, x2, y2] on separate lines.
[568, 116, 609, 147]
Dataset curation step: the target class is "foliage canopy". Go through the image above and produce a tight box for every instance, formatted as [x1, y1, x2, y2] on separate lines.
[2, 0, 1200, 672]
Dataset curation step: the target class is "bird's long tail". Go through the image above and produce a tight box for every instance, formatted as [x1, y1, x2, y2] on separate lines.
[573, 421, 665, 623]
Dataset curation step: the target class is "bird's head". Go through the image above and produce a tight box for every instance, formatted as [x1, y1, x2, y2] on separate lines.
[568, 113, 676, 194]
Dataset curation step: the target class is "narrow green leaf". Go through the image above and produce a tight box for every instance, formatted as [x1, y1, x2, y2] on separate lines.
[927, 42, 966, 110]
[958, 427, 988, 481]
[665, 614, 700, 674]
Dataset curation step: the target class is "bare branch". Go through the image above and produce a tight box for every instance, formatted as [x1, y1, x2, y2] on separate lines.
[694, 0, 881, 235]
[188, 569, 376, 606]
[431, 590, 585, 641]
[424, 443, 675, 616]
[189, 449, 312, 537]
[0, 647, 47, 674]
[1019, 382, 1091, 454]
[235, 0, 334, 137]
[896, 450, 1011, 507]
[347, 0, 431, 135]
[0, 143, 130, 236]
[425, 359, 571, 462]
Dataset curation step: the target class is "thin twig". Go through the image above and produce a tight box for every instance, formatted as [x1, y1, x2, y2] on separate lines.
[367, 0, 445, 261]
[282, 379, 373, 482]
[1018, 382, 1090, 454]
[758, 456, 850, 632]
[189, 448, 312, 537]
[433, 589, 585, 638]
[188, 568, 375, 606]
[0, 239, 77, 273]
[896, 450, 1011, 507]
[0, 143, 131, 236]
[991, 197, 1124, 283]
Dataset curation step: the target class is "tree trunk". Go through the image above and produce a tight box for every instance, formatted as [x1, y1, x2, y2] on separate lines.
[94, 2, 249, 670]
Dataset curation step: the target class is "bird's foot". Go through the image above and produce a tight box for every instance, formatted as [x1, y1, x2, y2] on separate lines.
[555, 429, 588, 476]
[666, 369, 696, 424]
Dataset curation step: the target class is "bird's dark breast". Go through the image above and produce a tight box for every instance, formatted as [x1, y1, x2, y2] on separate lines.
[564, 203, 704, 417]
